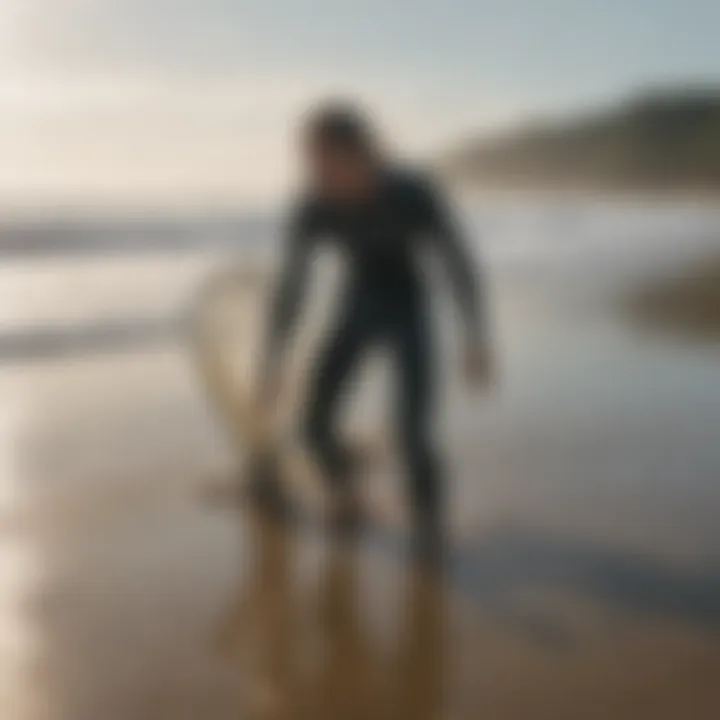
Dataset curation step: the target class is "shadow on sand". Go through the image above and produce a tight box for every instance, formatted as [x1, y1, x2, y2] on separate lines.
[451, 527, 720, 645]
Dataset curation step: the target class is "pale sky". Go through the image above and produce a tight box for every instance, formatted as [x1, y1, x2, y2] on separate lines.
[1, 0, 719, 208]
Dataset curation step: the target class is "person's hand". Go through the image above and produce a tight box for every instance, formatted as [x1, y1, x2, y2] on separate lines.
[464, 341, 494, 389]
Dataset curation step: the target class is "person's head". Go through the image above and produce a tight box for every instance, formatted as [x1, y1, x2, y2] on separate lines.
[301, 101, 381, 201]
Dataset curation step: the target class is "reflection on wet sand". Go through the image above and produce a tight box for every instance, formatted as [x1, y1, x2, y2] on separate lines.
[217, 513, 298, 718]
[218, 512, 447, 720]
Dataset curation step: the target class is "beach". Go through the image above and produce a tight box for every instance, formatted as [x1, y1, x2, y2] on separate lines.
[1, 198, 719, 719]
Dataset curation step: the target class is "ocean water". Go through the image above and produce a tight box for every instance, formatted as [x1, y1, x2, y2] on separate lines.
[1, 199, 719, 720]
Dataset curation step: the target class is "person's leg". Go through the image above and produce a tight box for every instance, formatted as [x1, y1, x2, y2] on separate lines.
[390, 301, 443, 534]
[304, 297, 378, 491]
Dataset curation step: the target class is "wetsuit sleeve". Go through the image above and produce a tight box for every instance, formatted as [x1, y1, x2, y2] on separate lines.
[421, 179, 487, 347]
[264, 202, 319, 370]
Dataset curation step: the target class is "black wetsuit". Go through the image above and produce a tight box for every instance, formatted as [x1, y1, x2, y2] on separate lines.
[267, 168, 483, 520]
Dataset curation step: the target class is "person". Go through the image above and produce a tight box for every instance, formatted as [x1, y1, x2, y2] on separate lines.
[258, 101, 491, 551]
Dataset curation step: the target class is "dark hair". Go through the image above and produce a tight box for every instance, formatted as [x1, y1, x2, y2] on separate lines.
[304, 101, 376, 158]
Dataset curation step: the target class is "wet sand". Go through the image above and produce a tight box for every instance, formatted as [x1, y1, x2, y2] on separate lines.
[1, 331, 719, 720]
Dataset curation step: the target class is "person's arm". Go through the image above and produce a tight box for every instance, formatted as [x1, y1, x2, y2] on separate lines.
[260, 202, 318, 398]
[421, 178, 492, 384]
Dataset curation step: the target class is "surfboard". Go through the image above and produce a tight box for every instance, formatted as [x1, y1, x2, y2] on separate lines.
[188, 264, 396, 529]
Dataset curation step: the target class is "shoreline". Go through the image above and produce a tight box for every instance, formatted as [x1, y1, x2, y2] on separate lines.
[451, 182, 720, 208]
